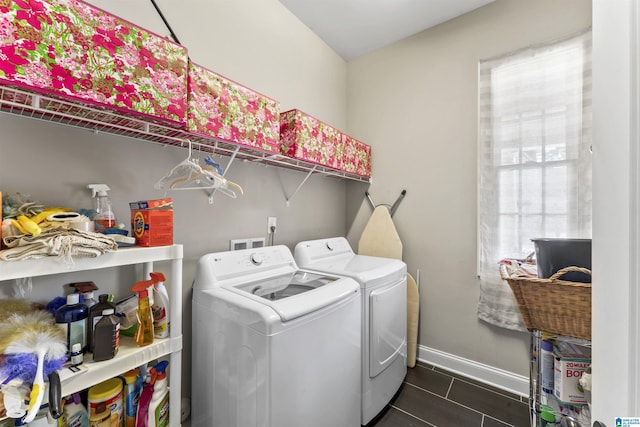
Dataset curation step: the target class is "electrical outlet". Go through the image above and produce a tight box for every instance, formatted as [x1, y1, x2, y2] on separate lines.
[267, 217, 277, 233]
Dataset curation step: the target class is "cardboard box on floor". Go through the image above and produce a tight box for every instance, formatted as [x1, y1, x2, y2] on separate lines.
[130, 198, 173, 247]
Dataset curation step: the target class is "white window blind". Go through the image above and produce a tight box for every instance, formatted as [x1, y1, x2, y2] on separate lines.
[477, 30, 592, 330]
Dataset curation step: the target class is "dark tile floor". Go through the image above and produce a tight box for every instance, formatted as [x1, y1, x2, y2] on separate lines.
[370, 362, 531, 427]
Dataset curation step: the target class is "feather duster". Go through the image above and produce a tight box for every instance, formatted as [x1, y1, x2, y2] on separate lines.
[1, 311, 67, 423]
[0, 299, 33, 324]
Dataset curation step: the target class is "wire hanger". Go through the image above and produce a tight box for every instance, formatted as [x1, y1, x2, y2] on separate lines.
[154, 140, 243, 199]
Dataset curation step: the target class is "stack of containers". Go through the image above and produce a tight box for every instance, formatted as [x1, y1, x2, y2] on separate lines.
[0, 0, 188, 128]
[279, 109, 372, 178]
[1, 0, 374, 180]
[186, 61, 281, 154]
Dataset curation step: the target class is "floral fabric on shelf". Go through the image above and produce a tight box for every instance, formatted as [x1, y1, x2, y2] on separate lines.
[280, 109, 342, 169]
[187, 61, 281, 154]
[343, 134, 372, 177]
[280, 109, 372, 177]
[0, 0, 188, 126]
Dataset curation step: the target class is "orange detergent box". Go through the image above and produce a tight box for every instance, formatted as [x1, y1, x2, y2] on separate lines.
[129, 198, 173, 247]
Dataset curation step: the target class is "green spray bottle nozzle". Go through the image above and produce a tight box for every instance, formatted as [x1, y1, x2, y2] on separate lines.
[132, 279, 155, 298]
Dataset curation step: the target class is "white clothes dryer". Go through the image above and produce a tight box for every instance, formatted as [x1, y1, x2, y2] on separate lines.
[191, 245, 361, 427]
[294, 237, 407, 425]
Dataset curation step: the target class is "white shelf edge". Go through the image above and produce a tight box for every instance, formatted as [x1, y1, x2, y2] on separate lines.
[60, 335, 182, 397]
[0, 244, 183, 281]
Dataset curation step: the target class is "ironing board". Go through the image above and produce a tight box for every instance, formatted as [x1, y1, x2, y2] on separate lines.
[358, 205, 420, 368]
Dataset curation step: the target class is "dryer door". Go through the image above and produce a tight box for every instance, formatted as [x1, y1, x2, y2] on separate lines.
[369, 277, 407, 377]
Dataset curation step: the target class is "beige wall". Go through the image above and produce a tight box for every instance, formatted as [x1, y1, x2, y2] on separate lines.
[0, 0, 594, 403]
[346, 0, 592, 377]
[0, 0, 349, 402]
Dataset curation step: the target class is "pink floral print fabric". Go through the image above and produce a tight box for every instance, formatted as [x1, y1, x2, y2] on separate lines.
[280, 109, 371, 177]
[0, 0, 188, 126]
[187, 61, 280, 154]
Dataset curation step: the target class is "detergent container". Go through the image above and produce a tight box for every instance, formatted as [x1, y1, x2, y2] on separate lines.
[88, 378, 123, 427]
[147, 361, 169, 427]
[59, 393, 89, 427]
[122, 369, 141, 427]
[87, 184, 115, 233]
[88, 406, 110, 427]
[131, 279, 155, 347]
[149, 273, 169, 339]
[540, 340, 554, 394]
[55, 293, 88, 355]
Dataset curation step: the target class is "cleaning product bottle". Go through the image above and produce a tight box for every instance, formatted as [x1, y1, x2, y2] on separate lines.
[149, 273, 169, 339]
[81, 291, 97, 309]
[88, 294, 117, 353]
[87, 184, 115, 233]
[122, 369, 141, 427]
[92, 309, 120, 362]
[135, 366, 156, 427]
[540, 339, 555, 394]
[69, 343, 83, 367]
[131, 279, 155, 347]
[59, 393, 89, 427]
[55, 294, 89, 355]
[147, 361, 169, 427]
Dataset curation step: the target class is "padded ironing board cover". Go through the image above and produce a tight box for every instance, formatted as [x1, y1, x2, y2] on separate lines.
[358, 205, 402, 259]
[358, 205, 420, 368]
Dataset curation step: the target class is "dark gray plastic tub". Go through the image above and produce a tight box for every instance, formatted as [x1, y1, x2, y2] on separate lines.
[531, 238, 592, 283]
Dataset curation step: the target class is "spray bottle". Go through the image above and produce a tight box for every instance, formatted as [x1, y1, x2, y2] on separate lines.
[147, 361, 169, 427]
[149, 272, 169, 339]
[135, 366, 156, 427]
[131, 279, 155, 347]
[87, 184, 115, 233]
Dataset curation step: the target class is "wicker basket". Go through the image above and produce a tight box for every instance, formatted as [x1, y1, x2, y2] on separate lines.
[500, 265, 592, 340]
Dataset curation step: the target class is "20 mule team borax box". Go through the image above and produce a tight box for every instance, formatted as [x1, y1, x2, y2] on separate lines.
[130, 198, 173, 247]
[553, 341, 591, 405]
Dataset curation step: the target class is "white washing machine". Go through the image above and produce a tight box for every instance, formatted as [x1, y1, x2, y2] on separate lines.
[294, 237, 407, 425]
[191, 245, 361, 427]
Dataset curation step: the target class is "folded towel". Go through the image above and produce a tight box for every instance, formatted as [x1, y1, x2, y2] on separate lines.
[1, 228, 118, 264]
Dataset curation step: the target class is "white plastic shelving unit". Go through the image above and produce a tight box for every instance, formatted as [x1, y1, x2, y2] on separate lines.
[0, 244, 184, 426]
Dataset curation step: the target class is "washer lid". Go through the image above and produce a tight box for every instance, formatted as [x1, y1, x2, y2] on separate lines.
[227, 271, 359, 321]
[295, 238, 406, 287]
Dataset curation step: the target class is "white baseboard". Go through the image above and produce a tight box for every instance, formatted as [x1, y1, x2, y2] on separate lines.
[416, 344, 529, 397]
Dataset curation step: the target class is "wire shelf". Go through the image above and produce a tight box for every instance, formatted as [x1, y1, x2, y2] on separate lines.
[0, 85, 371, 183]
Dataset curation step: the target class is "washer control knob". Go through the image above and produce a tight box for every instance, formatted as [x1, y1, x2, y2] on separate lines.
[250, 253, 263, 265]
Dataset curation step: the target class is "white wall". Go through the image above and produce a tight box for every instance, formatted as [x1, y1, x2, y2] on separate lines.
[345, 0, 592, 378]
[592, 0, 640, 421]
[0, 0, 350, 402]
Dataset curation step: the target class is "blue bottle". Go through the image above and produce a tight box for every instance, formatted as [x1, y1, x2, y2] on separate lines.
[55, 293, 89, 355]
